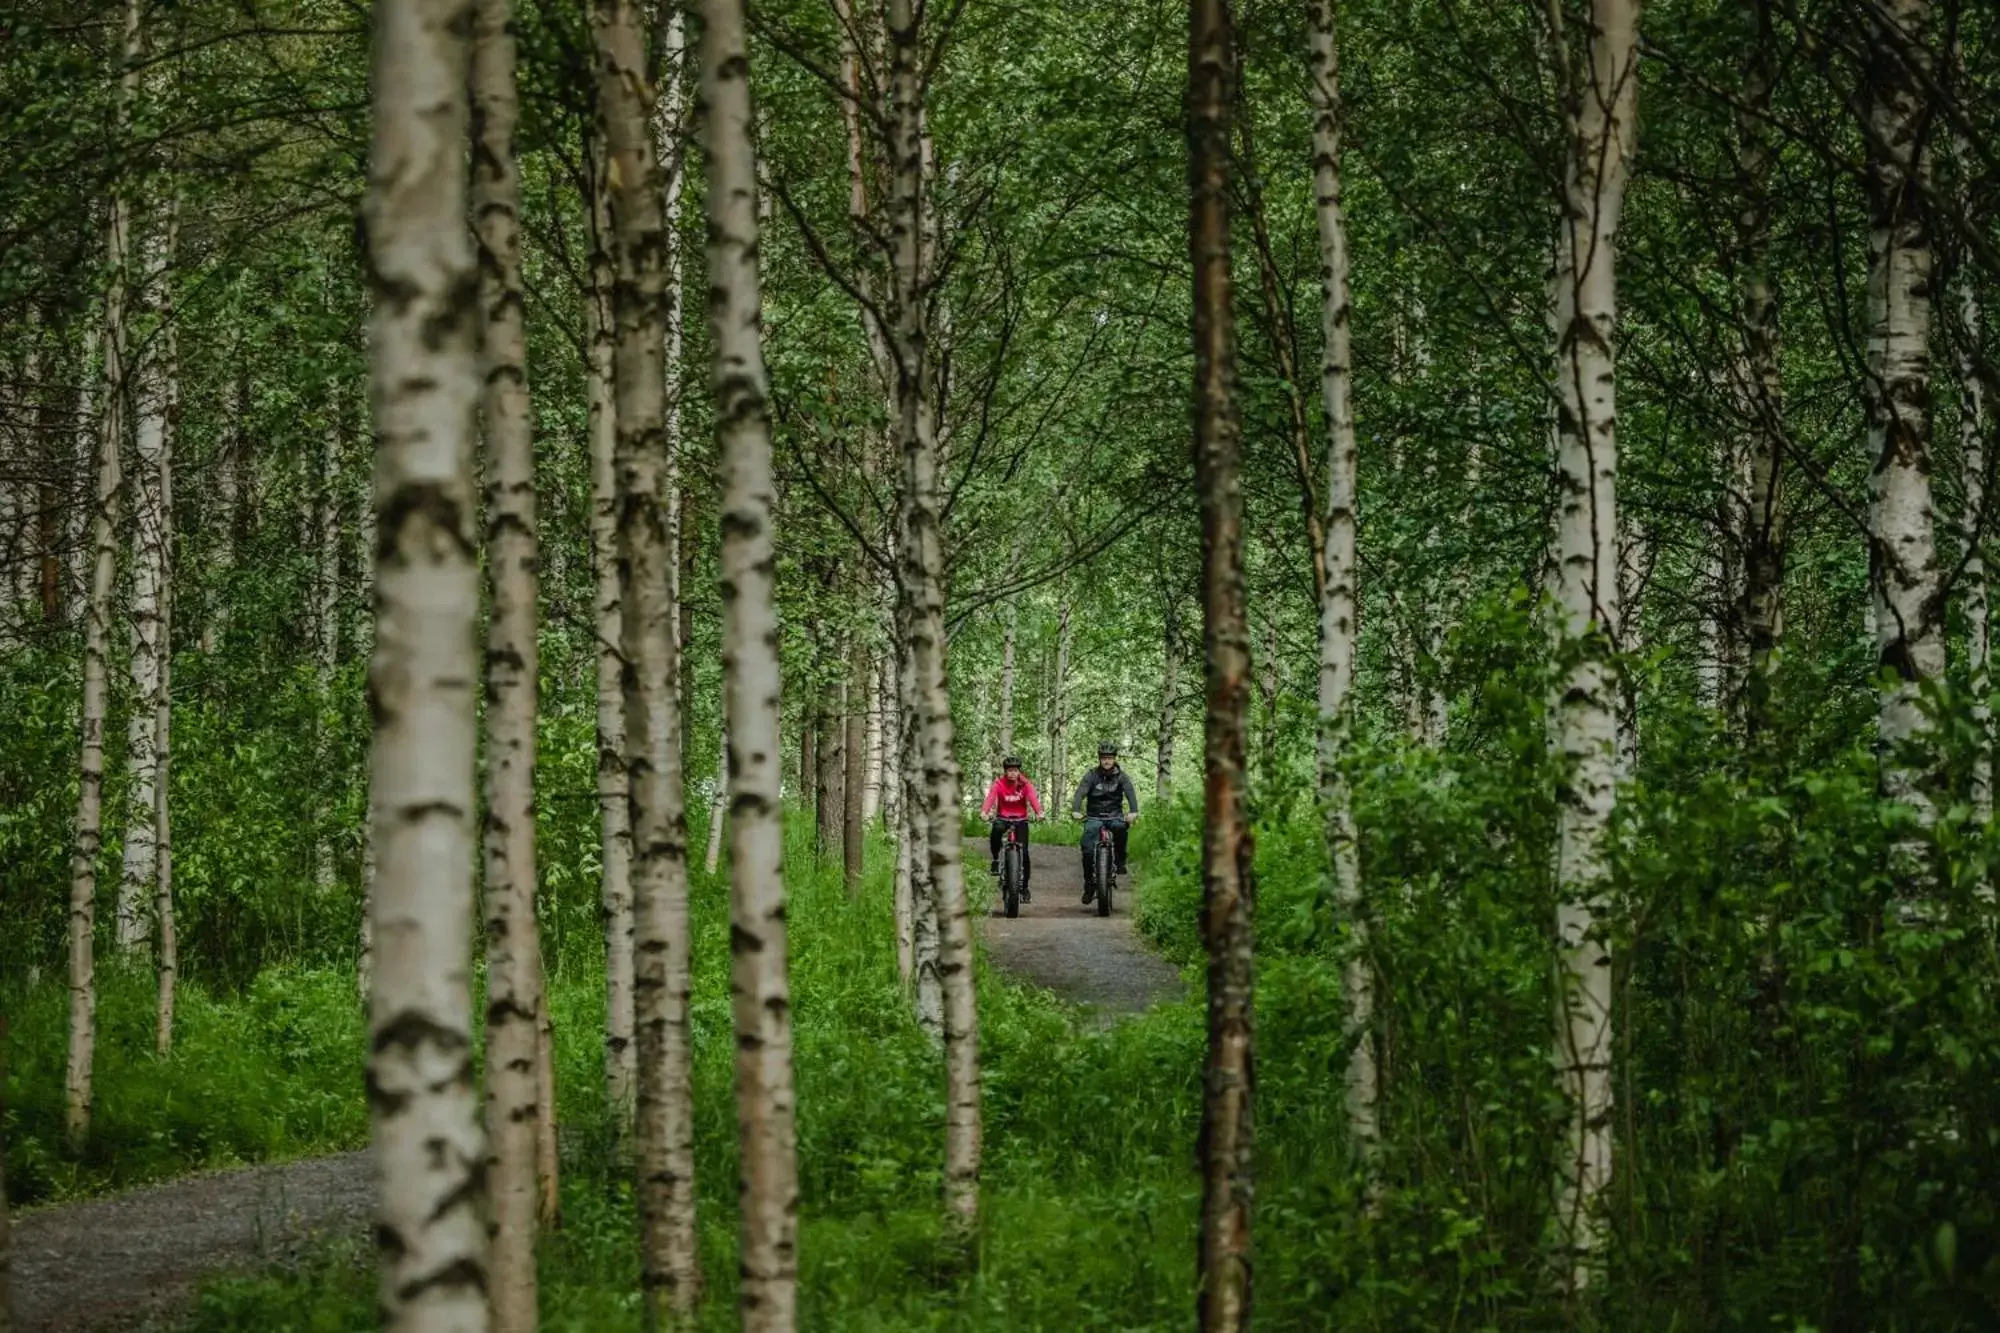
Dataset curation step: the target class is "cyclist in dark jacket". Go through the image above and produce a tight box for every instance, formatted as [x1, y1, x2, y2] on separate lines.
[1071, 741, 1139, 904]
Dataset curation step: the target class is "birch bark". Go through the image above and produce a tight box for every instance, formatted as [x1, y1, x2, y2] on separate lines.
[1308, 0, 1374, 1184]
[118, 212, 171, 954]
[585, 134, 636, 1120]
[362, 0, 490, 1315]
[1547, 0, 1639, 1294]
[1860, 0, 1941, 858]
[1190, 0, 1254, 1324]
[153, 230, 177, 1055]
[700, 4, 803, 1316]
[845, 643, 868, 894]
[887, 0, 980, 1248]
[472, 0, 549, 1314]
[69, 0, 143, 1142]
[593, 0, 700, 1310]
[312, 410, 342, 895]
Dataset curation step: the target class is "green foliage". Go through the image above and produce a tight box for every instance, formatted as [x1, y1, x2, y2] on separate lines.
[3, 965, 366, 1205]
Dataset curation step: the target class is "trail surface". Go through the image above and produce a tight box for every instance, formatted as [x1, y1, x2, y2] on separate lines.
[970, 835, 1184, 1020]
[12, 1150, 370, 1331]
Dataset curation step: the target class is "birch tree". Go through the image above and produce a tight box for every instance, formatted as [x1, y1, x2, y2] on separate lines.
[153, 236, 178, 1054]
[117, 172, 172, 957]
[886, 0, 980, 1248]
[593, 0, 700, 1310]
[1860, 0, 1941, 864]
[363, 0, 490, 1317]
[1189, 0, 1253, 1324]
[701, 1, 802, 1319]
[1307, 0, 1374, 1186]
[68, 0, 145, 1145]
[1956, 112, 1991, 825]
[585, 135, 636, 1120]
[844, 643, 868, 894]
[1546, 0, 1639, 1294]
[472, 0, 549, 1313]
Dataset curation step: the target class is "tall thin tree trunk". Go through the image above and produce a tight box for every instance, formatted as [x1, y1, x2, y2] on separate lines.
[362, 0, 491, 1315]
[119, 209, 171, 954]
[70, 0, 144, 1140]
[1861, 0, 1941, 864]
[473, 0, 549, 1315]
[595, 0, 701, 1312]
[585, 133, 636, 1121]
[67, 319, 100, 625]
[1049, 591, 1072, 788]
[1189, 1, 1254, 1325]
[700, 6, 803, 1316]
[153, 223, 178, 1055]
[313, 409, 342, 895]
[1307, 0, 1375, 1188]
[862, 666, 884, 822]
[816, 671, 845, 858]
[845, 642, 868, 894]
[203, 366, 245, 654]
[1732, 0, 1784, 729]
[887, 0, 979, 1249]
[1547, 0, 1639, 1295]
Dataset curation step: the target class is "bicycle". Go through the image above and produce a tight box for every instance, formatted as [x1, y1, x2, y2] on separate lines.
[1089, 817, 1127, 918]
[997, 820, 1028, 919]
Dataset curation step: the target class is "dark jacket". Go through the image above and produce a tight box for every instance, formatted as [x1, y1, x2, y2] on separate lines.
[1071, 764, 1139, 819]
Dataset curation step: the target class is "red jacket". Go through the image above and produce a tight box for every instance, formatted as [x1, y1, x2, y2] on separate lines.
[981, 774, 1042, 821]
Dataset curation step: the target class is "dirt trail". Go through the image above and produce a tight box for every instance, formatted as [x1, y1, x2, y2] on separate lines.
[970, 836, 1184, 1020]
[11, 1150, 370, 1331]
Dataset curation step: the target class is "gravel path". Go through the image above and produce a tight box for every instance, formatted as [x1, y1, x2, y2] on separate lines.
[970, 835, 1185, 1020]
[11, 1150, 370, 1331]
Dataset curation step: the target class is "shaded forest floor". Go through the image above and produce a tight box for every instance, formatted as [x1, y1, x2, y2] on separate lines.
[17, 842, 1183, 1331]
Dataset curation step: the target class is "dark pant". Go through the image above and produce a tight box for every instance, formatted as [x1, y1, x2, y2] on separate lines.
[989, 819, 1032, 884]
[1080, 818, 1128, 883]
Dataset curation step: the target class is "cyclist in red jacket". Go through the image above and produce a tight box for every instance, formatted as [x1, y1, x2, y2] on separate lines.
[981, 756, 1043, 900]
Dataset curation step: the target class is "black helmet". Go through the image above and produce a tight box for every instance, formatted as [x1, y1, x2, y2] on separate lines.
[1097, 741, 1118, 757]
[1002, 755, 1022, 769]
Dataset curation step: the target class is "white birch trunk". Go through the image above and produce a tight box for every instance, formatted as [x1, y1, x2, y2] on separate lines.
[862, 669, 884, 823]
[313, 410, 342, 896]
[472, 0, 548, 1315]
[68, 319, 99, 624]
[153, 209, 178, 1054]
[69, 0, 145, 1142]
[118, 212, 170, 954]
[700, 7, 802, 1314]
[594, 0, 700, 1311]
[585, 135, 636, 1120]
[1548, 0, 1639, 1293]
[997, 599, 1018, 761]
[1309, 0, 1376, 1186]
[887, 0, 978, 1248]
[704, 728, 728, 875]
[363, 0, 490, 1314]
[1862, 0, 1942, 859]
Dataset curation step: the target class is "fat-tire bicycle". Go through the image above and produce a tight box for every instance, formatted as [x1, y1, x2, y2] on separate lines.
[998, 821, 1027, 918]
[1089, 817, 1127, 918]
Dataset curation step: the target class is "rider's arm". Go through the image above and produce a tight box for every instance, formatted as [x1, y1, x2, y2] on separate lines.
[1121, 771, 1140, 816]
[979, 780, 999, 818]
[1024, 780, 1043, 818]
[1070, 773, 1088, 818]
